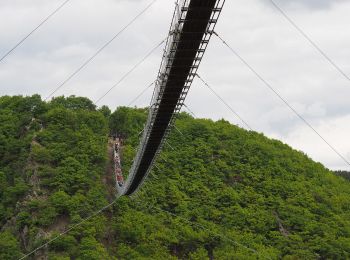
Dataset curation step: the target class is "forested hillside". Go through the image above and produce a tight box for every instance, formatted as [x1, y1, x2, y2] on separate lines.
[1, 95, 350, 259]
[335, 171, 350, 181]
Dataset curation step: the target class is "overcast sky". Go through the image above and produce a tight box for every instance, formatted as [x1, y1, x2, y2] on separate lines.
[0, 0, 349, 171]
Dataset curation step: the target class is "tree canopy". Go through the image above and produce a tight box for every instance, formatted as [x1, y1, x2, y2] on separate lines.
[0, 95, 349, 259]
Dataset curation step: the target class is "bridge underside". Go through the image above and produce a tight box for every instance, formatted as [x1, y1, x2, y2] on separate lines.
[123, 0, 225, 195]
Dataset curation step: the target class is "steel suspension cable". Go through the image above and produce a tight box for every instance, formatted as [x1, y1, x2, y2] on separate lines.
[44, 0, 158, 101]
[19, 85, 162, 258]
[94, 37, 165, 104]
[214, 31, 350, 167]
[127, 81, 155, 106]
[183, 103, 197, 118]
[18, 196, 120, 260]
[174, 125, 185, 136]
[151, 205, 267, 258]
[129, 124, 271, 256]
[0, 0, 71, 63]
[196, 73, 253, 130]
[269, 0, 350, 83]
[132, 183, 270, 259]
[17, 38, 162, 258]
[124, 112, 267, 258]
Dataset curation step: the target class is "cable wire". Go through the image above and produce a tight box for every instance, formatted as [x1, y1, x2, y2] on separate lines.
[127, 119, 267, 258]
[196, 73, 253, 131]
[132, 187, 269, 259]
[174, 125, 185, 136]
[151, 205, 265, 258]
[127, 81, 155, 106]
[129, 137, 272, 258]
[18, 197, 120, 260]
[128, 117, 268, 258]
[128, 146, 270, 258]
[269, 0, 350, 83]
[0, 0, 71, 63]
[214, 31, 350, 167]
[183, 103, 197, 118]
[94, 38, 165, 104]
[44, 0, 158, 101]
[165, 141, 175, 151]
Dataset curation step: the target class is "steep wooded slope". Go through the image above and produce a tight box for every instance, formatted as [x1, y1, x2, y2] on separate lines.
[1, 96, 349, 259]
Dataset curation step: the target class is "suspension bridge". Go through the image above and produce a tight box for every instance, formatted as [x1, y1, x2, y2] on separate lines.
[3, 0, 350, 258]
[118, 0, 225, 195]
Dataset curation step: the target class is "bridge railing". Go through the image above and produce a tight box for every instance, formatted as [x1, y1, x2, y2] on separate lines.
[122, 0, 225, 195]
[124, 0, 189, 192]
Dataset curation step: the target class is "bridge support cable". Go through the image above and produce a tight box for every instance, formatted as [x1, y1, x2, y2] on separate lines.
[213, 31, 350, 167]
[196, 74, 252, 130]
[183, 103, 197, 118]
[94, 38, 166, 104]
[126, 129, 267, 257]
[127, 81, 155, 107]
[0, 0, 71, 63]
[174, 125, 185, 137]
[45, 0, 158, 101]
[269, 0, 350, 84]
[120, 0, 226, 195]
[165, 141, 176, 151]
[142, 203, 266, 258]
[18, 197, 119, 260]
[130, 183, 270, 259]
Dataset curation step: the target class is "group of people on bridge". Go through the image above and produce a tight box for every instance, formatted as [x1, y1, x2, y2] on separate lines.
[113, 135, 124, 188]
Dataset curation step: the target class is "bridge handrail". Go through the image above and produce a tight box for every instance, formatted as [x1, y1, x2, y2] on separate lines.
[121, 0, 225, 195]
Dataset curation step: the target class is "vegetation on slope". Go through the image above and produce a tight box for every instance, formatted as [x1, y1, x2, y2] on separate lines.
[0, 95, 110, 259]
[1, 95, 350, 259]
[335, 171, 350, 181]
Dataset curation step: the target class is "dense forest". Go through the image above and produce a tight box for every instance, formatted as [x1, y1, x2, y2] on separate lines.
[335, 171, 350, 181]
[0, 95, 350, 259]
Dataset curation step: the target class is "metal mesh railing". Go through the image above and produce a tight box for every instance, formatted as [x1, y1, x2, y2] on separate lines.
[121, 0, 225, 195]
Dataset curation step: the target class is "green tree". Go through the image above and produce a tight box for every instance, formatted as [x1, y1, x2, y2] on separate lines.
[98, 105, 111, 119]
[0, 232, 22, 259]
[109, 106, 147, 140]
[53, 157, 89, 194]
[77, 236, 110, 260]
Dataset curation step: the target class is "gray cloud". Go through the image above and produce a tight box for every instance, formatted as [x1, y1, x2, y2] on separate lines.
[0, 0, 350, 170]
[267, 0, 348, 9]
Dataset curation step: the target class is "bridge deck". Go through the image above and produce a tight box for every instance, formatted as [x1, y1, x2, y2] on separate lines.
[122, 0, 225, 195]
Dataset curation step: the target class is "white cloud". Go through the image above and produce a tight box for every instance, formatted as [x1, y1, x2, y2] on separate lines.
[267, 0, 348, 10]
